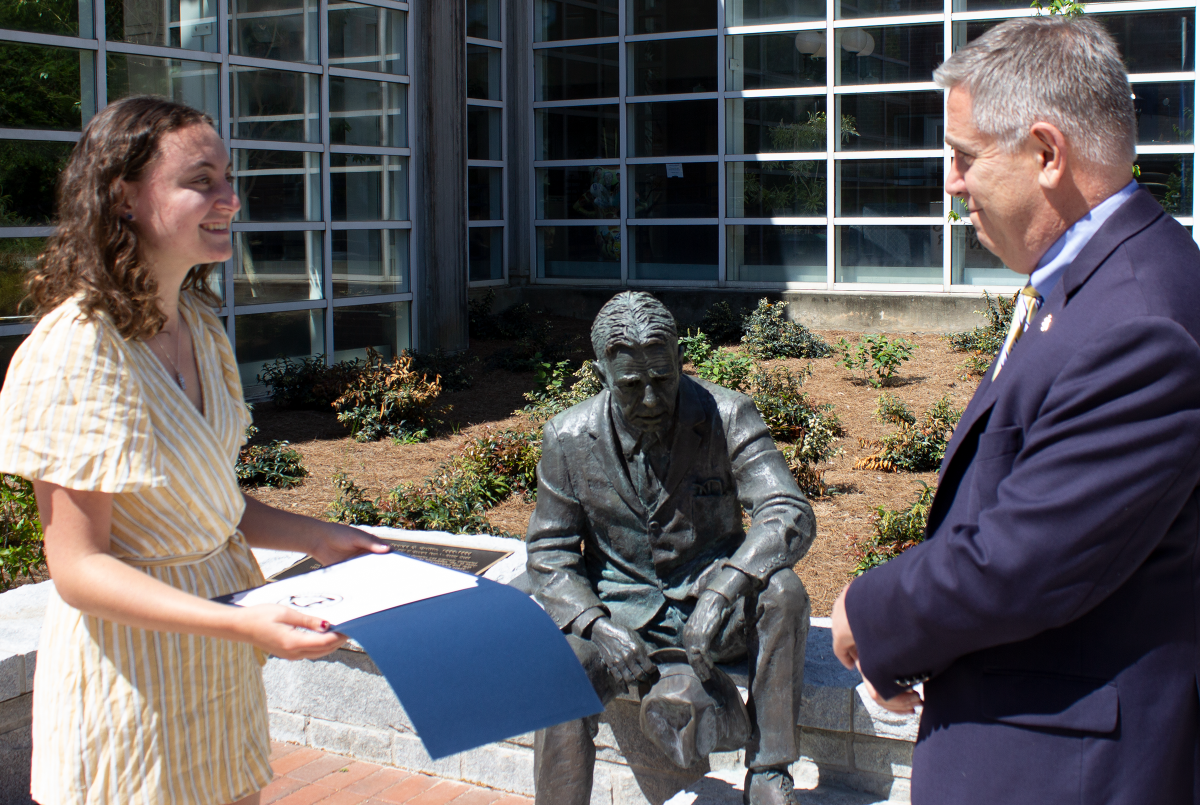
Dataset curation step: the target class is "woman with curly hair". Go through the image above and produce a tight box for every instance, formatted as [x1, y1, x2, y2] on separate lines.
[0, 96, 389, 805]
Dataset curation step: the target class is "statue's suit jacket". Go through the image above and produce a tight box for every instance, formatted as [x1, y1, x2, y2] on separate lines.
[846, 190, 1200, 803]
[527, 375, 814, 633]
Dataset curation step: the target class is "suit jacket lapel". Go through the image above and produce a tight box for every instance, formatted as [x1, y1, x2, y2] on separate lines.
[587, 390, 646, 516]
[660, 377, 705, 505]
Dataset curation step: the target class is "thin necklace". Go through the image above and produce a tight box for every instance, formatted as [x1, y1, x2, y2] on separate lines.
[150, 319, 188, 391]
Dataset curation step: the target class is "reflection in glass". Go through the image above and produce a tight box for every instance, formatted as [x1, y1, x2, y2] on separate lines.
[468, 106, 503, 160]
[837, 225, 942, 283]
[537, 225, 621, 279]
[629, 100, 718, 157]
[469, 227, 504, 282]
[233, 150, 321, 222]
[333, 302, 411, 362]
[0, 143, 72, 225]
[329, 2, 406, 75]
[0, 43, 93, 131]
[468, 0, 500, 40]
[330, 77, 406, 147]
[107, 0, 215, 50]
[236, 307, 324, 390]
[951, 227, 1022, 286]
[728, 225, 825, 283]
[0, 334, 27, 392]
[233, 230, 323, 305]
[467, 44, 502, 101]
[1133, 82, 1194, 144]
[0, 0, 91, 36]
[836, 25, 942, 86]
[630, 38, 718, 96]
[536, 104, 620, 160]
[537, 166, 620, 219]
[229, 0, 317, 63]
[727, 98, 827, 154]
[330, 154, 408, 221]
[468, 167, 503, 220]
[629, 163, 719, 218]
[107, 54, 219, 122]
[332, 229, 409, 296]
[535, 0, 618, 42]
[536, 44, 620, 101]
[728, 161, 826, 217]
[630, 225, 718, 281]
[727, 0, 823, 25]
[727, 33, 825, 91]
[837, 91, 943, 151]
[0, 239, 45, 321]
[630, 0, 716, 34]
[838, 159, 943, 217]
[839, 0, 939, 18]
[231, 68, 319, 142]
[1136, 155, 1193, 215]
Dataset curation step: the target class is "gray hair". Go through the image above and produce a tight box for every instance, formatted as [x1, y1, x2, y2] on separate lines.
[591, 291, 678, 361]
[934, 16, 1136, 167]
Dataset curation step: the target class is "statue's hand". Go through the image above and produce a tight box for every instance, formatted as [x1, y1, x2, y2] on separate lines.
[682, 589, 732, 683]
[590, 617, 656, 688]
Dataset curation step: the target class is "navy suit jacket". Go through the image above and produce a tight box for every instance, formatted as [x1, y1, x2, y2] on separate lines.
[846, 190, 1200, 803]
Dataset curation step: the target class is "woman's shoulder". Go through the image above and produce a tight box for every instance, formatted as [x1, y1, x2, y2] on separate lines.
[18, 297, 122, 367]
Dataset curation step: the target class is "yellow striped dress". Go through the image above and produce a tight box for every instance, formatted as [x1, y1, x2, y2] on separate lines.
[0, 292, 274, 805]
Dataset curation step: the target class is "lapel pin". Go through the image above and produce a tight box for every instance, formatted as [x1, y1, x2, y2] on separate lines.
[1040, 314, 1053, 332]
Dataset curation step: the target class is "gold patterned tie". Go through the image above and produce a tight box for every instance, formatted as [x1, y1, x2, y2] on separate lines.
[991, 284, 1043, 381]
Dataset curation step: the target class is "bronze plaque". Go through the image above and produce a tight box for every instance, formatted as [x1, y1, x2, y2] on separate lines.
[268, 539, 515, 582]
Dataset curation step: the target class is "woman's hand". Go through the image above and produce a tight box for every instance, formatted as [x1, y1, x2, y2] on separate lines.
[239, 494, 390, 564]
[306, 522, 391, 568]
[232, 603, 350, 660]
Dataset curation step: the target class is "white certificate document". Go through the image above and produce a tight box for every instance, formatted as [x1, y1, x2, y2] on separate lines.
[224, 552, 478, 626]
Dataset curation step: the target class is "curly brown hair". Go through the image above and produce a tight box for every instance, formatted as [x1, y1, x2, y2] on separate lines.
[27, 96, 223, 341]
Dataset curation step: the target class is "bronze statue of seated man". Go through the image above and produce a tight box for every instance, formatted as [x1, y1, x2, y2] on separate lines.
[526, 291, 815, 805]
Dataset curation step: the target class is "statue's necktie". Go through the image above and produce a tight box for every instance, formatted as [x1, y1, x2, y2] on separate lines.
[991, 284, 1044, 381]
[632, 438, 668, 511]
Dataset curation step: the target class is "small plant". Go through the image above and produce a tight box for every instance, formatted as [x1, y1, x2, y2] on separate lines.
[522, 359, 603, 423]
[834, 334, 917, 388]
[403, 348, 476, 392]
[258, 355, 364, 410]
[235, 424, 308, 489]
[698, 301, 745, 345]
[680, 330, 755, 392]
[331, 348, 446, 443]
[747, 366, 844, 497]
[852, 482, 935, 575]
[0, 473, 44, 591]
[946, 290, 1016, 355]
[326, 473, 385, 526]
[741, 299, 831, 360]
[875, 393, 915, 426]
[857, 395, 962, 473]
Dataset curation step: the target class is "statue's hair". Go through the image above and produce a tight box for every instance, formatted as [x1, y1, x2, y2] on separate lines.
[591, 291, 678, 360]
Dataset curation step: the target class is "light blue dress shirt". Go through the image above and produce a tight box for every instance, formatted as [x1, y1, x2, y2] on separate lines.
[1028, 180, 1140, 296]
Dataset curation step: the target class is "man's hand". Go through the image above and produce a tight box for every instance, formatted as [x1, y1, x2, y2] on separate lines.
[835, 583, 924, 714]
[682, 589, 732, 682]
[590, 617, 656, 688]
[858, 666, 923, 714]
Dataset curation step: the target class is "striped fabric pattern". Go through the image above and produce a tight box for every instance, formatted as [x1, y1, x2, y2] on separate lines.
[0, 293, 274, 805]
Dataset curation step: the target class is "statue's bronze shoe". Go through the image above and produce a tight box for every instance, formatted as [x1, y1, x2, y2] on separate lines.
[743, 767, 801, 805]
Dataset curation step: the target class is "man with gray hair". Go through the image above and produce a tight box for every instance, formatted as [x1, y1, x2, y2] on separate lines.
[526, 291, 815, 805]
[832, 16, 1200, 803]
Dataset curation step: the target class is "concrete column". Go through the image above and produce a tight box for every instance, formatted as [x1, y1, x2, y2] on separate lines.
[506, 0, 532, 285]
[412, 0, 468, 352]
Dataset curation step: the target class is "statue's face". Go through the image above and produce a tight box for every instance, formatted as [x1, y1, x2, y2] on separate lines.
[601, 342, 680, 436]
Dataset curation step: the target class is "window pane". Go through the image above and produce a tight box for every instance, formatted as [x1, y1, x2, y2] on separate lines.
[630, 225, 718, 281]
[0, 334, 27, 392]
[951, 226, 1023, 287]
[467, 44, 502, 101]
[332, 229, 409, 297]
[333, 301, 411, 362]
[838, 159, 942, 217]
[233, 150, 321, 222]
[231, 68, 320, 142]
[0, 142, 72, 225]
[1, 0, 91, 36]
[1, 43, 93, 131]
[329, 2, 406, 75]
[537, 166, 620, 219]
[630, 37, 718, 96]
[468, 167, 504, 220]
[727, 97, 827, 154]
[330, 78, 406, 147]
[107, 0, 217, 51]
[537, 225, 621, 278]
[839, 0, 940, 19]
[836, 25, 942, 86]
[107, 54, 219, 122]
[728, 161, 826, 217]
[236, 307, 324, 391]
[726, 0, 824, 26]
[536, 104, 620, 160]
[727, 33, 826, 91]
[1136, 154, 1193, 216]
[629, 162, 719, 218]
[469, 227, 504, 281]
[838, 91, 943, 151]
[233, 230, 323, 305]
[468, 106, 503, 160]
[467, 0, 501, 40]
[0, 238, 45, 322]
[229, 0, 318, 64]
[536, 44, 620, 101]
[629, 100, 718, 157]
[630, 0, 716, 34]
[728, 225, 826, 282]
[331, 154, 408, 221]
[837, 225, 942, 283]
[535, 0, 618, 42]
[1133, 82, 1194, 145]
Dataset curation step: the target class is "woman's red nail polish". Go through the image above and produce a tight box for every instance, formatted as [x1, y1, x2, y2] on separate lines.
[321, 621, 331, 630]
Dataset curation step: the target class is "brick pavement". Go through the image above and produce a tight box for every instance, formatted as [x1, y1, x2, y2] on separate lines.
[264, 742, 534, 805]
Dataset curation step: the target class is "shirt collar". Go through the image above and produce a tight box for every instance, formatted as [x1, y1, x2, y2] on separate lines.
[610, 397, 674, 458]
[1029, 180, 1139, 296]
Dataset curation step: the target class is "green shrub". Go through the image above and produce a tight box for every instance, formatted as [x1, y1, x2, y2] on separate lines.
[0, 474, 44, 591]
[740, 298, 831, 360]
[403, 348, 475, 392]
[853, 482, 934, 575]
[834, 334, 917, 388]
[875, 393, 915, 426]
[947, 291, 1016, 355]
[747, 366, 844, 497]
[258, 355, 364, 410]
[857, 395, 962, 472]
[522, 359, 603, 423]
[680, 330, 755, 392]
[698, 301, 745, 345]
[235, 424, 308, 489]
[469, 291, 548, 342]
[331, 349, 445, 443]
